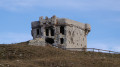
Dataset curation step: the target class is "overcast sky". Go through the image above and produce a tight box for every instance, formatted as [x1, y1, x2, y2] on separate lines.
[0, 0, 120, 51]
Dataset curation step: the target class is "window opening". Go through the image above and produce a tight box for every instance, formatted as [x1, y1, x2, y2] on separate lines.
[60, 26, 65, 35]
[45, 38, 54, 44]
[37, 29, 39, 35]
[46, 29, 49, 36]
[60, 38, 64, 44]
[50, 28, 54, 36]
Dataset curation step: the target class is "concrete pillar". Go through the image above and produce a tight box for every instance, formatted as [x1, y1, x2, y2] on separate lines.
[56, 26, 60, 33]
[55, 26, 60, 45]
[53, 26, 57, 46]
[41, 26, 45, 38]
[51, 15, 57, 24]
[39, 16, 43, 25]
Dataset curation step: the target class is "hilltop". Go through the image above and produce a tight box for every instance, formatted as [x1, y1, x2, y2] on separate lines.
[0, 42, 120, 67]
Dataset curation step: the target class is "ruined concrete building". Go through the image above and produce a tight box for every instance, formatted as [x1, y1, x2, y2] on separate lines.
[29, 15, 91, 49]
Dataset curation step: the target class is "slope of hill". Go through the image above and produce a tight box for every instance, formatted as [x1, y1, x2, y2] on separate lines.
[0, 42, 120, 67]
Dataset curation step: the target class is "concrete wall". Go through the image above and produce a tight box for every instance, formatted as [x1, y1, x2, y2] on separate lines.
[65, 26, 87, 48]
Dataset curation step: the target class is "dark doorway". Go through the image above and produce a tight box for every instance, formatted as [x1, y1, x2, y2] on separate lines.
[46, 29, 49, 36]
[45, 38, 54, 44]
[50, 28, 54, 36]
[60, 38, 64, 44]
[60, 26, 65, 35]
[36, 29, 39, 35]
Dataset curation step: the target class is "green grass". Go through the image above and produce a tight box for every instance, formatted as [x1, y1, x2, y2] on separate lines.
[0, 42, 120, 67]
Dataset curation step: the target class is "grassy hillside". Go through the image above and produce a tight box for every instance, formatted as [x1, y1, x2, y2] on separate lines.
[0, 42, 120, 67]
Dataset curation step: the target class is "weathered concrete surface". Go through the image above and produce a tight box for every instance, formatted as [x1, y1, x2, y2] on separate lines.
[30, 15, 91, 49]
[29, 38, 45, 46]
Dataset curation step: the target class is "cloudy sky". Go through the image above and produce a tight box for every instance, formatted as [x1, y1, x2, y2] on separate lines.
[0, 0, 120, 51]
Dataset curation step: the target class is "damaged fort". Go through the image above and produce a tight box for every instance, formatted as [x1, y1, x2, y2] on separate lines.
[29, 15, 91, 49]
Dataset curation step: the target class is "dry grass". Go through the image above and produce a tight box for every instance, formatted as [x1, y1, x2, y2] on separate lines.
[0, 42, 120, 67]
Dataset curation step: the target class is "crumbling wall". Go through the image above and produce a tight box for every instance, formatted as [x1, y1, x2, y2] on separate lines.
[31, 21, 41, 39]
[29, 38, 45, 46]
[30, 16, 91, 49]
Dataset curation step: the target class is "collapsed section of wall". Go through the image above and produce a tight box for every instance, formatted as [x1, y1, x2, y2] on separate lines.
[29, 38, 45, 46]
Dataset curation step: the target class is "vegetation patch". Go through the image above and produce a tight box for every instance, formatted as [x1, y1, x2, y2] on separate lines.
[0, 42, 120, 67]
